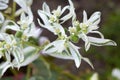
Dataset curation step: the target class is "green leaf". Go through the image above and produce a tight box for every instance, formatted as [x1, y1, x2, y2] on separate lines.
[31, 56, 51, 80]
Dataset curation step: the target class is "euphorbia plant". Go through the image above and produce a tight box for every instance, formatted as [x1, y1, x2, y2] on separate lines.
[0, 0, 117, 78]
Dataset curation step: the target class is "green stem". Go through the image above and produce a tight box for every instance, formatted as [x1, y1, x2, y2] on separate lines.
[12, 1, 16, 21]
[2, 13, 12, 20]
[10, 68, 18, 76]
[26, 64, 31, 80]
[23, 41, 49, 51]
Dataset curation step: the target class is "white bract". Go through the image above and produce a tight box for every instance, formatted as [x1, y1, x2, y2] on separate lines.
[3, 7, 41, 41]
[13, 46, 40, 67]
[0, 61, 13, 77]
[38, 0, 75, 35]
[0, 12, 4, 24]
[14, 0, 33, 16]
[0, 0, 41, 77]
[0, 0, 117, 78]
[90, 73, 99, 80]
[0, 33, 40, 76]
[0, 33, 23, 76]
[72, 10, 117, 51]
[38, 0, 116, 69]
[0, 0, 9, 10]
[112, 68, 120, 80]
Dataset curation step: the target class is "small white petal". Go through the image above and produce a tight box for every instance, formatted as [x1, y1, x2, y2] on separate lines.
[15, 9, 24, 16]
[42, 2, 50, 14]
[37, 19, 55, 34]
[87, 12, 101, 25]
[83, 10, 87, 22]
[61, 5, 69, 14]
[61, 0, 76, 23]
[38, 10, 50, 25]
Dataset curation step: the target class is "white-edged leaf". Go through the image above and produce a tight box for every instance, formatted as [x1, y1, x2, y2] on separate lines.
[87, 11, 101, 25]
[88, 36, 117, 46]
[20, 46, 39, 67]
[89, 31, 104, 39]
[69, 42, 81, 68]
[44, 40, 65, 53]
[24, 22, 42, 38]
[0, 0, 9, 3]
[13, 46, 39, 67]
[82, 57, 94, 69]
[82, 33, 91, 51]
[0, 12, 4, 23]
[38, 10, 50, 25]
[42, 2, 50, 14]
[0, 2, 8, 10]
[1, 20, 20, 32]
[14, 0, 28, 12]
[43, 40, 75, 60]
[47, 51, 73, 60]
[83, 10, 87, 23]
[0, 61, 12, 77]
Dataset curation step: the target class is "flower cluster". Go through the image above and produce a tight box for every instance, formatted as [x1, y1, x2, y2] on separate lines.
[0, 0, 117, 78]
[0, 0, 43, 77]
[38, 0, 116, 68]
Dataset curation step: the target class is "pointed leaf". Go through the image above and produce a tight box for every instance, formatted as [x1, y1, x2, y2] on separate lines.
[88, 36, 117, 46]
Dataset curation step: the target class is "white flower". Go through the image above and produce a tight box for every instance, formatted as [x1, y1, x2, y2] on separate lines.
[17, 7, 33, 26]
[14, 0, 33, 16]
[17, 8, 41, 40]
[37, 0, 75, 35]
[0, 0, 9, 10]
[38, 1, 71, 24]
[77, 11, 117, 51]
[0, 33, 24, 66]
[90, 73, 99, 80]
[38, 18, 65, 35]
[61, 0, 76, 22]
[43, 39, 93, 68]
[112, 68, 120, 80]
[2, 8, 41, 41]
[0, 33, 41, 76]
